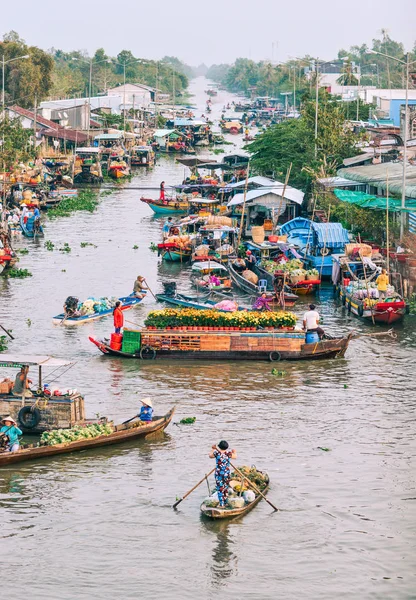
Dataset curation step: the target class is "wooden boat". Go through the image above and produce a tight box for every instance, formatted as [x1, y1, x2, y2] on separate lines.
[73, 147, 103, 184]
[253, 264, 320, 296]
[229, 261, 298, 307]
[191, 261, 232, 293]
[108, 161, 130, 178]
[337, 285, 406, 324]
[90, 329, 353, 361]
[140, 197, 188, 215]
[20, 216, 44, 238]
[52, 294, 146, 325]
[131, 146, 155, 167]
[201, 474, 270, 520]
[158, 243, 192, 262]
[0, 408, 175, 466]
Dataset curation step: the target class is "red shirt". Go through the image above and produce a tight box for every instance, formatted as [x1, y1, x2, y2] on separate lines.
[113, 307, 124, 328]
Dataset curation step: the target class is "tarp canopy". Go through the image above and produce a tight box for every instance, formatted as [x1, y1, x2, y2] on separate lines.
[0, 355, 74, 368]
[280, 217, 349, 249]
[94, 133, 123, 141]
[334, 189, 416, 212]
[154, 129, 177, 138]
[173, 119, 206, 127]
[191, 262, 228, 272]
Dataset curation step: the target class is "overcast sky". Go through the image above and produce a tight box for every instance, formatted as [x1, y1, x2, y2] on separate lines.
[1, 0, 414, 65]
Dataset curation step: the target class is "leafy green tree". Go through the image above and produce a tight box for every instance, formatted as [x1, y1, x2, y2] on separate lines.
[0, 116, 34, 169]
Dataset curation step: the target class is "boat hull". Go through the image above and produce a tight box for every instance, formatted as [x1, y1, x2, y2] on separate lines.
[140, 197, 187, 215]
[0, 408, 175, 466]
[90, 332, 352, 362]
[161, 249, 191, 262]
[201, 480, 269, 520]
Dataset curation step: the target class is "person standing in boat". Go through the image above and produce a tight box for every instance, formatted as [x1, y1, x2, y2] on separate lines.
[163, 217, 173, 239]
[376, 268, 389, 300]
[0, 416, 22, 453]
[138, 398, 153, 422]
[245, 250, 257, 271]
[159, 181, 166, 201]
[303, 304, 324, 339]
[113, 301, 124, 334]
[210, 441, 237, 507]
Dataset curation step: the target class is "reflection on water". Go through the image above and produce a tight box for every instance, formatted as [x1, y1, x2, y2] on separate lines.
[0, 77, 415, 600]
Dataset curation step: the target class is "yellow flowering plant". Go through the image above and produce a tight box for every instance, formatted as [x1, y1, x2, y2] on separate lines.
[144, 308, 297, 329]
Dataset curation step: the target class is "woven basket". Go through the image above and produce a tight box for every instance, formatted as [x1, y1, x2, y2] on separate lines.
[345, 243, 372, 257]
[251, 226, 265, 244]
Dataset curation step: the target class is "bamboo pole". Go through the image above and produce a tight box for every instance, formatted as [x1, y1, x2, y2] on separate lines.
[236, 163, 250, 248]
[386, 169, 390, 277]
[172, 467, 216, 508]
[274, 163, 292, 233]
[230, 463, 279, 512]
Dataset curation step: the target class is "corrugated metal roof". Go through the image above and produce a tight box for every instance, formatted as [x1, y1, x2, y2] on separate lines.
[228, 185, 304, 207]
[226, 176, 277, 189]
[154, 129, 177, 137]
[173, 119, 206, 127]
[338, 162, 416, 199]
[343, 154, 374, 167]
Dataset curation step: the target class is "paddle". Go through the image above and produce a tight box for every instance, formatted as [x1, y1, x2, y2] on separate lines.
[0, 324, 14, 340]
[173, 467, 215, 509]
[122, 414, 140, 425]
[144, 279, 157, 301]
[230, 462, 279, 512]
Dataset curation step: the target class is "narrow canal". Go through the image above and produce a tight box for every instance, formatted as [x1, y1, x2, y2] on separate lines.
[0, 77, 415, 600]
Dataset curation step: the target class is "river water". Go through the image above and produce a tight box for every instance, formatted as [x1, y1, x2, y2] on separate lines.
[0, 77, 415, 600]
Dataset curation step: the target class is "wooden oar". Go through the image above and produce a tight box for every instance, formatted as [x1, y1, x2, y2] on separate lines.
[231, 463, 279, 512]
[144, 279, 157, 301]
[0, 324, 14, 340]
[173, 467, 215, 508]
[122, 414, 139, 425]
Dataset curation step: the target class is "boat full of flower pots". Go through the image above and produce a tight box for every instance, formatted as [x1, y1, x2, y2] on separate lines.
[89, 309, 353, 362]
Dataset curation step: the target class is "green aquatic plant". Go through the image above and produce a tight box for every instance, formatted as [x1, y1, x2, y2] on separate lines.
[48, 189, 99, 217]
[5, 268, 32, 278]
[179, 417, 196, 425]
[0, 335, 8, 352]
[26, 318, 32, 327]
[133, 244, 139, 250]
[16, 248, 29, 255]
[59, 243, 71, 253]
[44, 240, 55, 251]
[149, 242, 158, 252]
[80, 242, 97, 248]
[271, 369, 286, 377]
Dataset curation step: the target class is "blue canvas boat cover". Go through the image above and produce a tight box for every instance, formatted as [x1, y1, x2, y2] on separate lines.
[280, 217, 349, 249]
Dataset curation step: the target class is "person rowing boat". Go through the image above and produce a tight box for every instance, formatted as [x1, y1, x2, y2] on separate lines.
[209, 440, 237, 507]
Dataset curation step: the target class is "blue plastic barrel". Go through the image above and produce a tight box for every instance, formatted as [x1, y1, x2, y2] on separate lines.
[305, 331, 320, 344]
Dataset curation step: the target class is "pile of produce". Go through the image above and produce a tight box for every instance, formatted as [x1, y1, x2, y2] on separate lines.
[144, 308, 297, 330]
[164, 234, 192, 250]
[261, 258, 319, 280]
[203, 466, 268, 509]
[345, 280, 398, 302]
[41, 423, 113, 446]
[79, 296, 118, 316]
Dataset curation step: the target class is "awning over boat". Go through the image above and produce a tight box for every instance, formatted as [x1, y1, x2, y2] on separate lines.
[176, 157, 210, 167]
[0, 355, 74, 368]
[192, 261, 228, 272]
[334, 189, 416, 212]
[75, 147, 100, 154]
[94, 133, 123, 141]
[154, 129, 177, 138]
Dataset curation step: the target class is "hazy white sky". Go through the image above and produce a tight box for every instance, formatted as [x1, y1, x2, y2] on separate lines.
[1, 0, 414, 65]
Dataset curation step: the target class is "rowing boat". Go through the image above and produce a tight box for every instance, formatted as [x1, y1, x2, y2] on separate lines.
[201, 473, 270, 520]
[52, 294, 146, 325]
[229, 261, 298, 307]
[20, 215, 44, 238]
[140, 197, 188, 215]
[0, 408, 175, 466]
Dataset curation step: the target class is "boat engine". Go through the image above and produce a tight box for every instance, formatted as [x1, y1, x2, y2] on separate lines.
[162, 282, 177, 297]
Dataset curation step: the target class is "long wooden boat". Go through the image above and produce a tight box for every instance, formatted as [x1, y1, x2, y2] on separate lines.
[0, 408, 175, 466]
[158, 243, 192, 262]
[336, 284, 406, 325]
[201, 474, 270, 520]
[140, 197, 188, 215]
[156, 292, 247, 311]
[229, 262, 298, 307]
[89, 329, 353, 361]
[20, 216, 44, 238]
[52, 294, 146, 325]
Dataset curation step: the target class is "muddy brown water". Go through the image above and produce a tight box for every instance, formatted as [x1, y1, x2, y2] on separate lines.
[0, 77, 415, 600]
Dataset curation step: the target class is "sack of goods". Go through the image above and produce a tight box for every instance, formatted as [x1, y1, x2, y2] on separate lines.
[242, 269, 258, 284]
[194, 245, 208, 256]
[204, 492, 220, 507]
[243, 490, 256, 504]
[227, 497, 245, 509]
